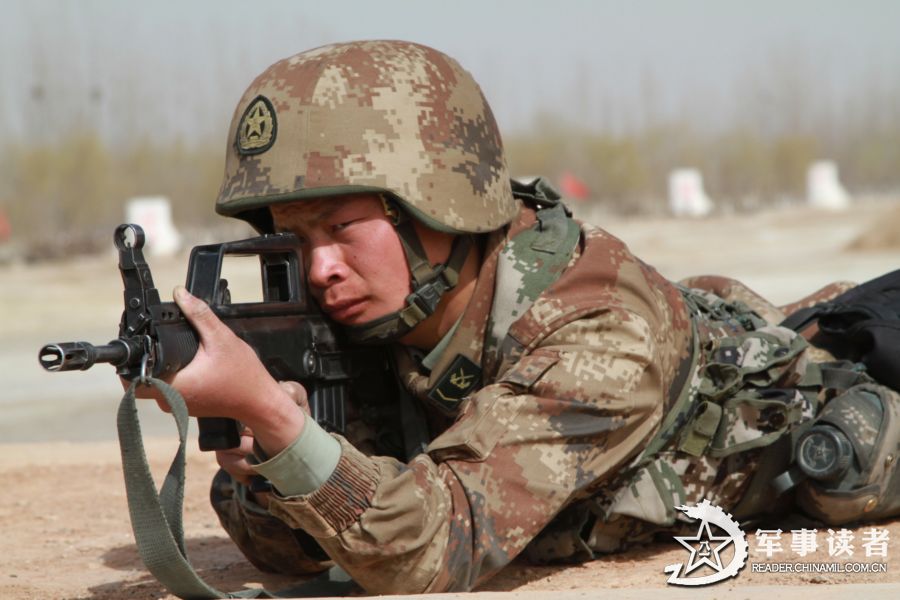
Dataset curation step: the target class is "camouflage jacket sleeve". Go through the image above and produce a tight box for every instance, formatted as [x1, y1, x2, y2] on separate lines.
[264, 309, 669, 594]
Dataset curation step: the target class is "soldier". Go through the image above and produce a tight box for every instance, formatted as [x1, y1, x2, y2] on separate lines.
[143, 41, 900, 593]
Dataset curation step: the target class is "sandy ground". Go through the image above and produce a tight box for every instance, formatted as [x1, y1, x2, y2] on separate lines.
[2, 198, 900, 598]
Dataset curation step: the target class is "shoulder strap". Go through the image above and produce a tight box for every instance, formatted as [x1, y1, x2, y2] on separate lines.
[486, 178, 580, 358]
[510, 176, 569, 210]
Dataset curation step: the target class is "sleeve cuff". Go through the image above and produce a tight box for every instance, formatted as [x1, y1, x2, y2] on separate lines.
[251, 415, 342, 496]
[266, 437, 382, 537]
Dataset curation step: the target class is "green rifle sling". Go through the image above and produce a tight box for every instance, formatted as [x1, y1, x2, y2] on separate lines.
[117, 378, 356, 599]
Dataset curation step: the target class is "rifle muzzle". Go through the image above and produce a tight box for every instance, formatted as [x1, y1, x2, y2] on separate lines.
[39, 340, 132, 372]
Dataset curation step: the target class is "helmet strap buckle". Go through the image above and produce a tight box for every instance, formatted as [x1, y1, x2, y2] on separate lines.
[406, 267, 451, 317]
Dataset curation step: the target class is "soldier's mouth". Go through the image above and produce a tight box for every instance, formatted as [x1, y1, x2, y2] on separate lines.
[323, 298, 367, 322]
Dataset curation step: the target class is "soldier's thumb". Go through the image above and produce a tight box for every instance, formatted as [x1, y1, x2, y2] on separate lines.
[174, 285, 225, 344]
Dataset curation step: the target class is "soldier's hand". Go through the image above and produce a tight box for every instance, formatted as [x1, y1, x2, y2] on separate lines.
[123, 285, 268, 419]
[216, 382, 307, 482]
[130, 286, 305, 457]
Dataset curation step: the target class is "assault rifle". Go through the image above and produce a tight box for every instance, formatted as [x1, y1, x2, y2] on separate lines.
[38, 223, 388, 450]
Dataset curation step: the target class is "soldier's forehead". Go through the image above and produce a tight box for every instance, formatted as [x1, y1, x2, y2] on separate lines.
[271, 199, 336, 224]
[270, 194, 380, 227]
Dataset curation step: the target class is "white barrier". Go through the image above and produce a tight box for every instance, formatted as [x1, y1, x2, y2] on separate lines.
[807, 161, 850, 211]
[668, 169, 713, 217]
[125, 196, 181, 257]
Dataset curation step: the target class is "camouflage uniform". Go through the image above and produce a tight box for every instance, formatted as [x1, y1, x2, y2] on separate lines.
[212, 202, 887, 592]
[213, 200, 689, 591]
[208, 41, 900, 594]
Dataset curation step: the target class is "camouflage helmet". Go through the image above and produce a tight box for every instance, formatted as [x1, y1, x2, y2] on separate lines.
[215, 40, 518, 234]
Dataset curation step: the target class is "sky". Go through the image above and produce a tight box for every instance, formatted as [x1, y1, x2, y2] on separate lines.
[1, 0, 899, 145]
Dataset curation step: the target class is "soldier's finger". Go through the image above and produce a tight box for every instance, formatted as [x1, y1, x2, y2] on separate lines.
[215, 450, 255, 484]
[173, 285, 228, 345]
[238, 429, 256, 454]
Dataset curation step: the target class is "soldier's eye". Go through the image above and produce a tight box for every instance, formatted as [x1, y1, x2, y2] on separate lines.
[332, 219, 361, 233]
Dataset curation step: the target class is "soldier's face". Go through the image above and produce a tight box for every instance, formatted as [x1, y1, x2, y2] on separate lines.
[271, 194, 451, 327]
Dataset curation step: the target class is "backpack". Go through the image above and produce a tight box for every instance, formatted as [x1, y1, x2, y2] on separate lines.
[781, 268, 900, 391]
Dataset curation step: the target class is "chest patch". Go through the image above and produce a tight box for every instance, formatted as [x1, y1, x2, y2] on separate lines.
[427, 354, 482, 413]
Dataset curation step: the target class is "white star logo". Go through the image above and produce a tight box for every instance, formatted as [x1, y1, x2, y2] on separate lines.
[665, 500, 748, 586]
[674, 518, 733, 575]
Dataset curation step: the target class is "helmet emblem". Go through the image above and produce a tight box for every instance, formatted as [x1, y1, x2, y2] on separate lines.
[236, 95, 277, 155]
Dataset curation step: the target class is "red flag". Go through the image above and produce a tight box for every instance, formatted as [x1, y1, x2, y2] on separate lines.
[0, 209, 11, 242]
[559, 171, 590, 201]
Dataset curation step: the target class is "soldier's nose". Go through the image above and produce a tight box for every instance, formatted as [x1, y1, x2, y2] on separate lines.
[307, 244, 349, 288]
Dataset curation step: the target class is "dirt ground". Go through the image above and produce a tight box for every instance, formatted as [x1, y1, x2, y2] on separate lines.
[2, 198, 900, 598]
[1, 440, 898, 599]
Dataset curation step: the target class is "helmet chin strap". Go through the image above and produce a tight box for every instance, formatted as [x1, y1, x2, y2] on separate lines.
[343, 207, 472, 345]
